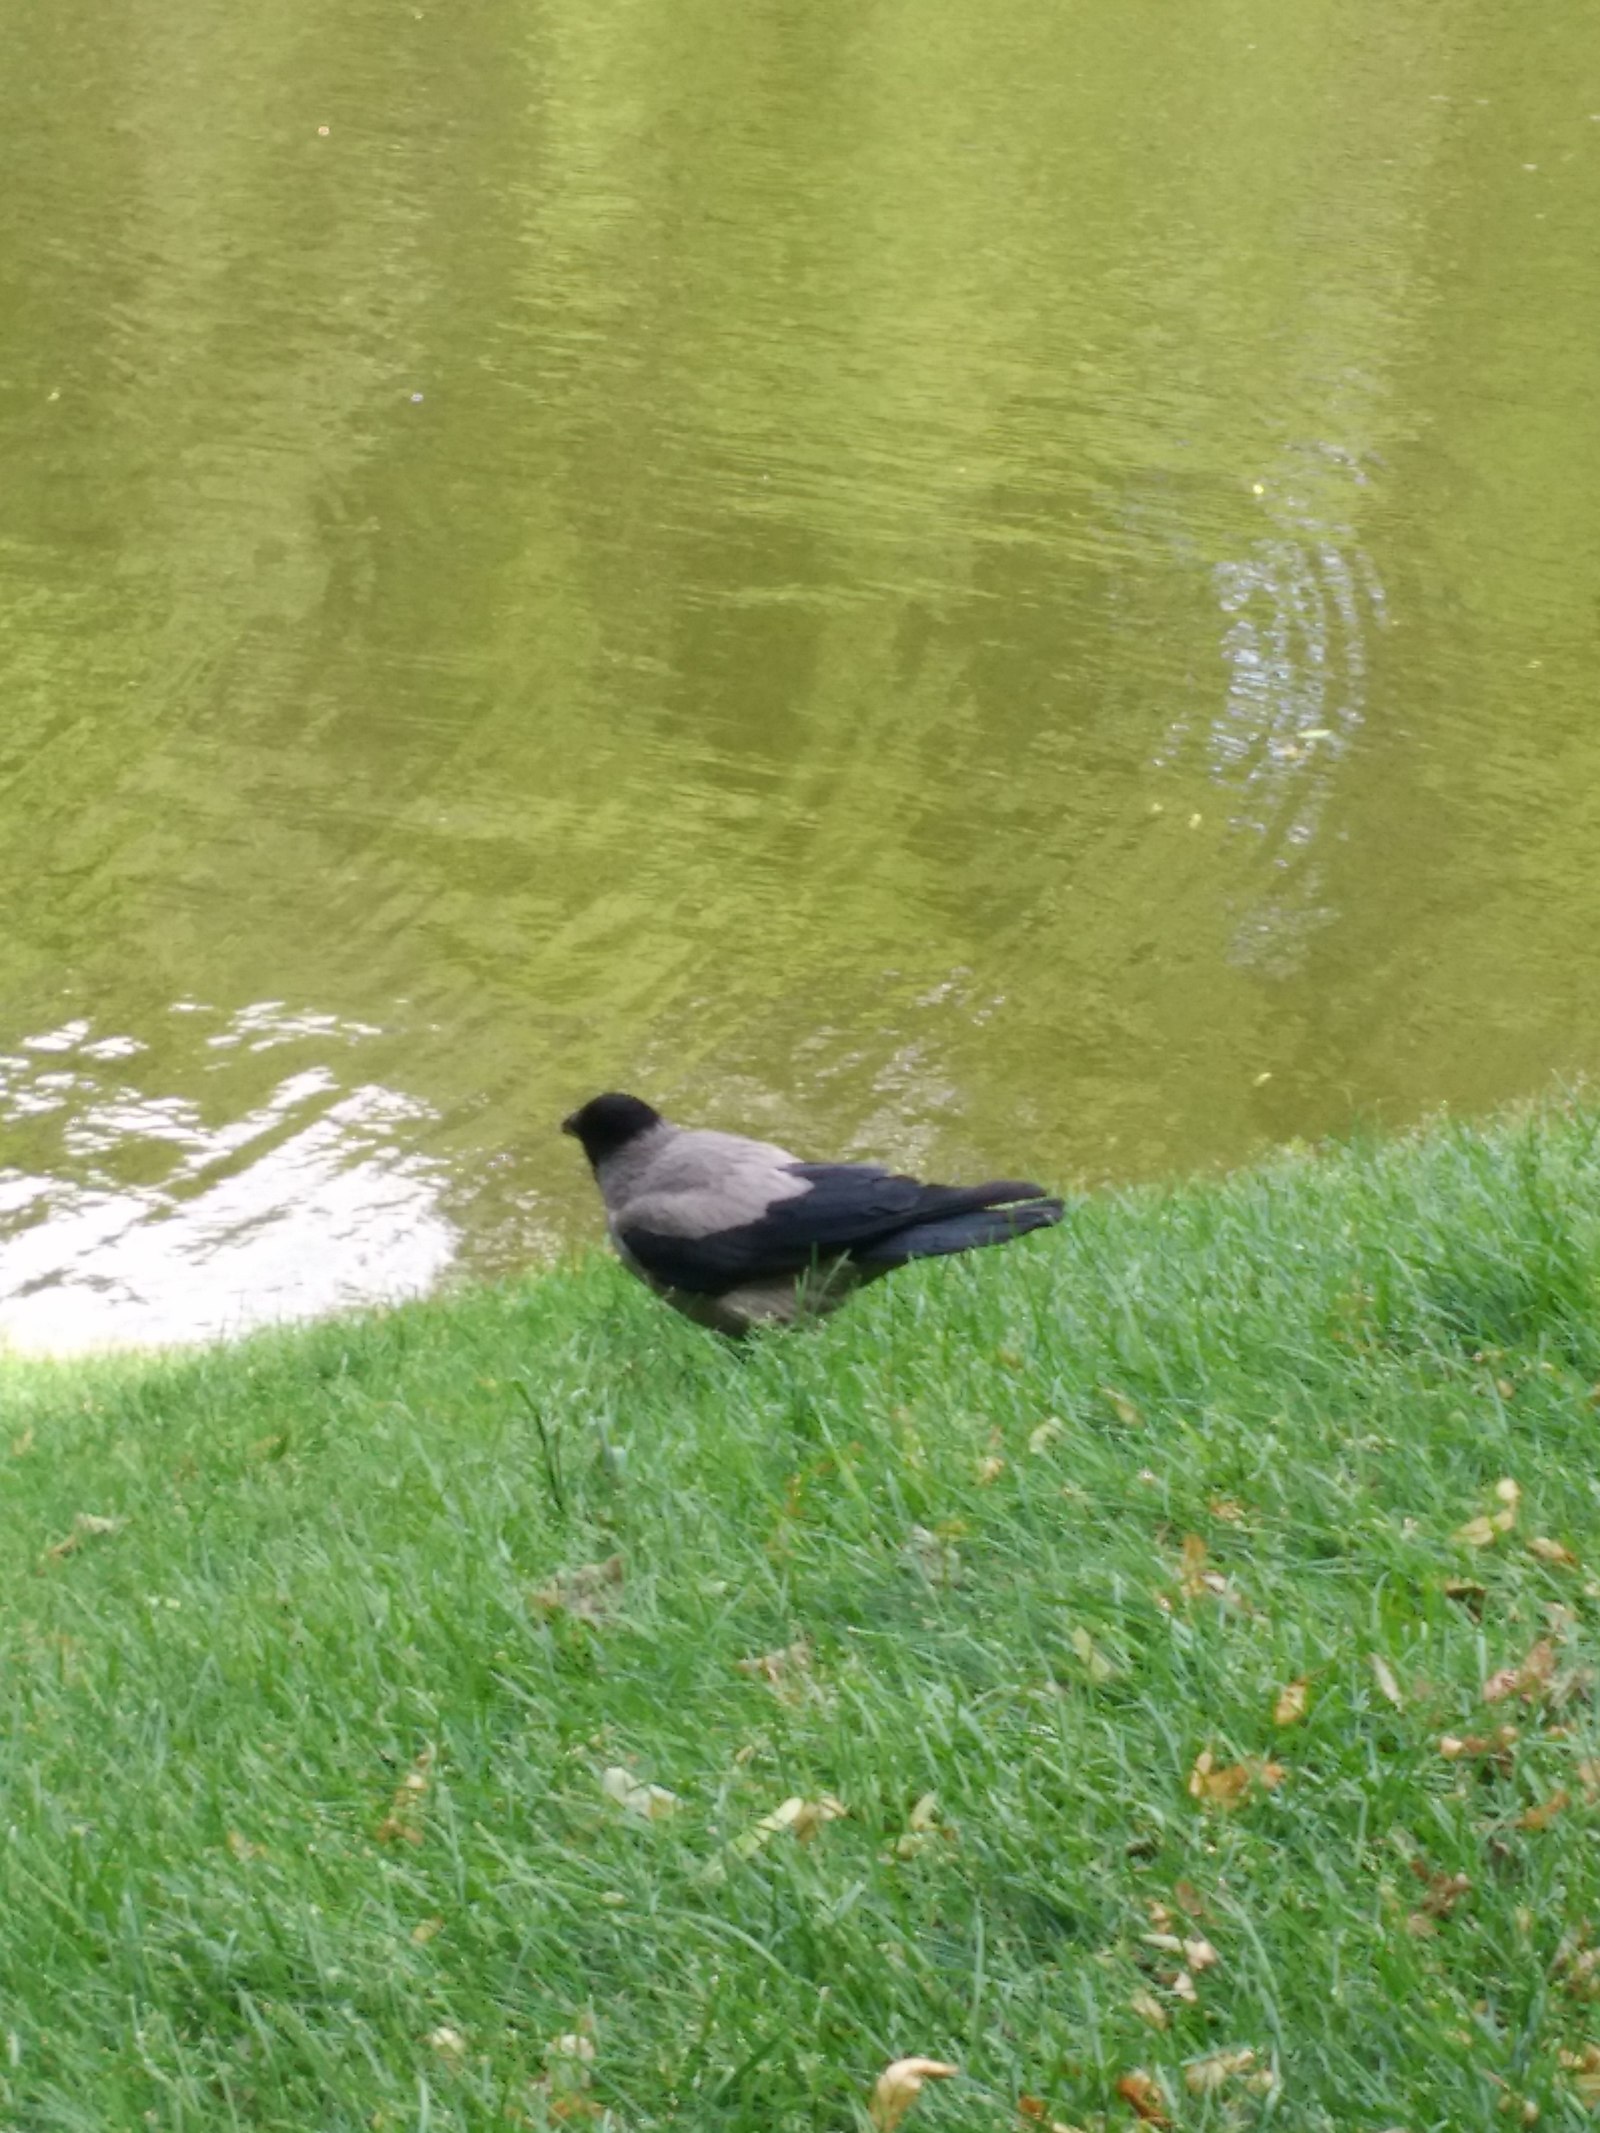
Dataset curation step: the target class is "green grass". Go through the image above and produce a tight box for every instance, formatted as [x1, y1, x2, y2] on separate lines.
[6, 1104, 1600, 2131]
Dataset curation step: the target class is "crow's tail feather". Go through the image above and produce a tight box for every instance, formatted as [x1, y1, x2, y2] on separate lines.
[854, 1196, 1064, 1271]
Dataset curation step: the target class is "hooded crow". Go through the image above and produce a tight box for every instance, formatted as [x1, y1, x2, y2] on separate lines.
[562, 1092, 1065, 1335]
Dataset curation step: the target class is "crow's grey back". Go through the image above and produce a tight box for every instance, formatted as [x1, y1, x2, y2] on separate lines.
[597, 1124, 810, 1240]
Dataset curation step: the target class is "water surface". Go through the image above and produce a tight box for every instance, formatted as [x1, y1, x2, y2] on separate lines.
[3, 0, 1598, 1349]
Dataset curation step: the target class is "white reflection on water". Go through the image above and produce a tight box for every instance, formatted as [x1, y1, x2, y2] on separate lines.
[1161, 442, 1388, 979]
[0, 1004, 455, 1355]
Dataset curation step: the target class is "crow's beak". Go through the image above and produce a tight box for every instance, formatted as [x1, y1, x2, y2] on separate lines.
[560, 1112, 578, 1137]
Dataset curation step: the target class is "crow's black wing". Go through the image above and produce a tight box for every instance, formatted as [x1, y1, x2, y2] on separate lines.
[618, 1163, 1049, 1294]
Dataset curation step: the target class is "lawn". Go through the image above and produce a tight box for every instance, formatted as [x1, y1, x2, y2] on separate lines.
[4, 1104, 1600, 2130]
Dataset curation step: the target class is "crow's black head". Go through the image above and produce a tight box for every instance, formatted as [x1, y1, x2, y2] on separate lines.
[561, 1092, 664, 1166]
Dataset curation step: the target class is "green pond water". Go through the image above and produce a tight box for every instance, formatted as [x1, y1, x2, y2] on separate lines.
[3, 0, 1599, 1350]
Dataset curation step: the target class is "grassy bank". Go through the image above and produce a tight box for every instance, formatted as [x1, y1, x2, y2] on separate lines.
[5, 1107, 1600, 2131]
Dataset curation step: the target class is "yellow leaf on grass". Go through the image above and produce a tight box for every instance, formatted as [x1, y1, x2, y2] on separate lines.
[1114, 2069, 1170, 2123]
[729, 1792, 846, 1863]
[427, 2025, 466, 2059]
[1178, 1535, 1210, 1597]
[1560, 2044, 1600, 2105]
[1185, 1936, 1220, 1970]
[1017, 2097, 1090, 2133]
[1274, 1678, 1310, 1726]
[226, 1829, 264, 1862]
[1184, 2047, 1258, 2095]
[1454, 1516, 1500, 1549]
[1177, 1534, 1249, 1609]
[601, 1766, 681, 1821]
[976, 1454, 1007, 1485]
[41, 1512, 121, 1564]
[1519, 1788, 1570, 1832]
[908, 1792, 941, 1833]
[869, 2057, 958, 2132]
[545, 2027, 598, 2102]
[1483, 1639, 1557, 1705]
[531, 1554, 625, 1625]
[1028, 1418, 1066, 1455]
[1071, 1627, 1116, 1682]
[376, 1747, 434, 1845]
[1188, 1751, 1251, 1807]
[735, 1639, 813, 1694]
[1438, 1726, 1518, 1760]
[1371, 1655, 1405, 1709]
[1130, 1989, 1168, 2030]
[1531, 1537, 1579, 1567]
[411, 1916, 445, 1944]
[901, 1524, 963, 1586]
[1102, 1387, 1143, 1429]
[1189, 1751, 1285, 1807]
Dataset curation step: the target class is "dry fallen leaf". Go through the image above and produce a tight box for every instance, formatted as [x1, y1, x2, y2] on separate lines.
[427, 2025, 467, 2059]
[1371, 1655, 1405, 1709]
[1017, 2098, 1088, 2133]
[1183, 2047, 1257, 2095]
[1518, 1788, 1570, 1832]
[531, 1554, 625, 1625]
[1273, 1678, 1310, 1727]
[1178, 1535, 1210, 1598]
[1407, 1862, 1471, 1931]
[376, 1747, 434, 1845]
[411, 1915, 445, 1944]
[544, 2027, 598, 2103]
[1483, 1640, 1557, 1705]
[727, 1792, 846, 1865]
[1208, 1496, 1246, 1523]
[1028, 1418, 1067, 1455]
[1185, 1936, 1220, 1971]
[601, 1767, 681, 1821]
[1176, 1534, 1249, 1610]
[1188, 1750, 1286, 1808]
[1129, 1988, 1168, 2030]
[1188, 1751, 1251, 1808]
[1559, 2044, 1600, 2105]
[901, 1525, 963, 1586]
[41, 1512, 122, 1564]
[1454, 1516, 1501, 1549]
[976, 1454, 1007, 1485]
[1071, 1627, 1116, 1682]
[1531, 1536, 1578, 1568]
[1438, 1726, 1518, 1761]
[1103, 1387, 1143, 1429]
[869, 2057, 958, 2132]
[891, 1791, 949, 1857]
[226, 1829, 264, 1862]
[735, 1639, 813, 1696]
[1115, 2069, 1170, 2123]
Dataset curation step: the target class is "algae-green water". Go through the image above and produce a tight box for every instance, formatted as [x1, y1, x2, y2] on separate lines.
[3, 0, 1598, 1348]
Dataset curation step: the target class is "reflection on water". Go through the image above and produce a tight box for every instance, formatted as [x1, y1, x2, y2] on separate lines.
[0, 1007, 453, 1352]
[1162, 443, 1389, 980]
[1, 0, 1599, 1352]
